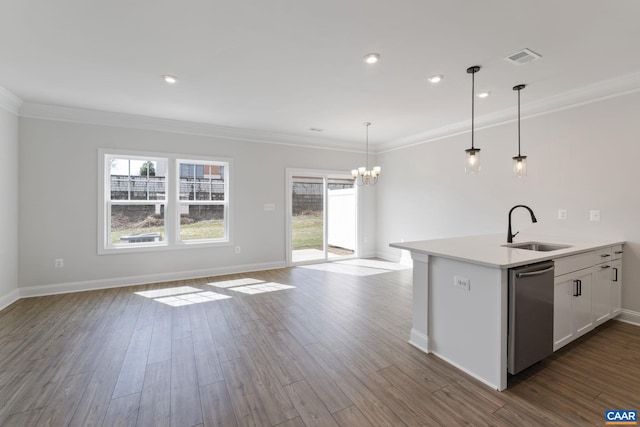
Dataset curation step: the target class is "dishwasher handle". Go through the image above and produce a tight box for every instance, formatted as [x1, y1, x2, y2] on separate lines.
[515, 265, 555, 278]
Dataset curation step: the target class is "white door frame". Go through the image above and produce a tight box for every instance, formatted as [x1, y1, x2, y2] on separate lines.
[286, 168, 359, 266]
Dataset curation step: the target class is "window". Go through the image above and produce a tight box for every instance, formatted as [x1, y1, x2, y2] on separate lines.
[100, 150, 230, 253]
[178, 160, 228, 242]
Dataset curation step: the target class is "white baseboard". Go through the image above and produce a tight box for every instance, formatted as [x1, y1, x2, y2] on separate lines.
[616, 309, 640, 327]
[409, 328, 430, 353]
[376, 247, 413, 266]
[431, 350, 502, 391]
[0, 289, 20, 311]
[18, 261, 286, 298]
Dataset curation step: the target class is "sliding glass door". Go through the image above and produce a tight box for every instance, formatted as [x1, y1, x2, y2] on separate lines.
[287, 170, 357, 265]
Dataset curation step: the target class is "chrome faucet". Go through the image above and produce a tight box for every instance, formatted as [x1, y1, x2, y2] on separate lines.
[507, 205, 538, 243]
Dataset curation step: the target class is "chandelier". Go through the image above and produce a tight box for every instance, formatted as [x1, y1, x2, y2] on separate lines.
[351, 122, 381, 186]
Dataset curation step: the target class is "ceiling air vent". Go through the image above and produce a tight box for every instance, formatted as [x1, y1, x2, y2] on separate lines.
[505, 48, 542, 66]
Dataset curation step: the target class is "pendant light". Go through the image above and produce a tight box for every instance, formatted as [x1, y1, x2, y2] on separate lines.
[465, 66, 481, 174]
[512, 84, 527, 177]
[351, 122, 381, 186]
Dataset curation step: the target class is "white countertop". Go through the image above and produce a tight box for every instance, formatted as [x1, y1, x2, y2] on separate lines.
[390, 233, 625, 268]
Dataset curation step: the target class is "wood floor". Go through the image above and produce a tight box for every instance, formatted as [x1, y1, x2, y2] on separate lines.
[1, 261, 639, 427]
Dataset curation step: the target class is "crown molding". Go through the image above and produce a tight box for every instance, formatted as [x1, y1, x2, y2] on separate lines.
[0, 86, 23, 115]
[17, 71, 640, 154]
[19, 102, 363, 153]
[378, 71, 640, 153]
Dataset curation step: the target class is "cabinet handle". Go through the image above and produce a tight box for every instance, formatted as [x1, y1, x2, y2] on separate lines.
[601, 265, 611, 269]
[573, 279, 581, 297]
[601, 254, 611, 258]
[613, 267, 618, 282]
[614, 251, 623, 254]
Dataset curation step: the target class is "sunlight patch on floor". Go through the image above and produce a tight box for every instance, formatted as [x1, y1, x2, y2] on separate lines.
[207, 278, 265, 288]
[207, 278, 296, 295]
[229, 282, 295, 295]
[135, 286, 203, 299]
[135, 286, 232, 306]
[298, 259, 410, 277]
[154, 291, 231, 307]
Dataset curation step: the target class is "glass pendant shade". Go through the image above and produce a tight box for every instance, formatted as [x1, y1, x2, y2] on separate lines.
[513, 155, 527, 177]
[513, 84, 527, 178]
[465, 148, 481, 174]
[465, 66, 481, 174]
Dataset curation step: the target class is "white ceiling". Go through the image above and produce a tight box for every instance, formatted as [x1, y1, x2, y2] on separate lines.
[2, 0, 640, 151]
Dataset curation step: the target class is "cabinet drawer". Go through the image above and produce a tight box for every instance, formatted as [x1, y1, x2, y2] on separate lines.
[611, 245, 624, 260]
[594, 246, 613, 262]
[555, 252, 599, 276]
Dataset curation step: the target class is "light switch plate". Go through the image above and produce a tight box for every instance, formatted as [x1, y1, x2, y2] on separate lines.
[558, 209, 567, 220]
[590, 210, 601, 221]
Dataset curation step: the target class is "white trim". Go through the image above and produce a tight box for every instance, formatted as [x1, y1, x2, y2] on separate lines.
[378, 71, 640, 153]
[377, 247, 414, 267]
[431, 351, 502, 391]
[17, 72, 640, 154]
[0, 289, 20, 312]
[409, 328, 430, 353]
[615, 309, 640, 327]
[286, 168, 359, 267]
[0, 86, 23, 115]
[18, 261, 286, 298]
[19, 102, 363, 152]
[98, 148, 233, 254]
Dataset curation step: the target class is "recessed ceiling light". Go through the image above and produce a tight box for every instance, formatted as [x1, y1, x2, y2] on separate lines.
[477, 91, 490, 98]
[428, 75, 443, 84]
[363, 53, 380, 64]
[162, 75, 177, 84]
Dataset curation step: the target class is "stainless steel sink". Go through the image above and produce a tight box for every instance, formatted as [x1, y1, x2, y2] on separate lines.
[502, 242, 572, 252]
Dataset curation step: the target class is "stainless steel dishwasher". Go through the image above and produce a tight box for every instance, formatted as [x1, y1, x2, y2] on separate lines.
[508, 260, 555, 375]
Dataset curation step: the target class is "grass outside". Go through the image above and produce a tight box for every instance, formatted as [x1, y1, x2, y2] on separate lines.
[292, 213, 323, 250]
[112, 220, 224, 244]
[112, 214, 341, 251]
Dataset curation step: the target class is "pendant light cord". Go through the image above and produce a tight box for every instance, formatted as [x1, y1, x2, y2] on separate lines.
[517, 87, 521, 156]
[365, 122, 370, 170]
[471, 70, 475, 149]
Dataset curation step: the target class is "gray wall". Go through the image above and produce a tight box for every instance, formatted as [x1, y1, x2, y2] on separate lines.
[377, 90, 640, 314]
[0, 105, 19, 308]
[18, 118, 376, 294]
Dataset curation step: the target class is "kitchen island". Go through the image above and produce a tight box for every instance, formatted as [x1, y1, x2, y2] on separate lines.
[390, 233, 624, 390]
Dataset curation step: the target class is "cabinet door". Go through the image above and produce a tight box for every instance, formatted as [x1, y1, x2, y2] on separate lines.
[573, 270, 593, 337]
[554, 276, 575, 351]
[611, 259, 622, 315]
[592, 264, 612, 326]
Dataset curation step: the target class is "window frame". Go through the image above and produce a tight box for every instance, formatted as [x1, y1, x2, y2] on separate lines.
[98, 149, 232, 254]
[176, 157, 230, 245]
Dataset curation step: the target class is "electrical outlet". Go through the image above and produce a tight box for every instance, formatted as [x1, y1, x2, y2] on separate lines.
[590, 210, 601, 222]
[235, 246, 241, 254]
[54, 258, 64, 268]
[453, 276, 471, 291]
[558, 209, 567, 220]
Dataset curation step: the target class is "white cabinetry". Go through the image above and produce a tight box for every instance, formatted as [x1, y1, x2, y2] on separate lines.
[554, 268, 593, 351]
[553, 244, 624, 351]
[593, 247, 613, 327]
[611, 246, 623, 315]
[593, 263, 612, 326]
